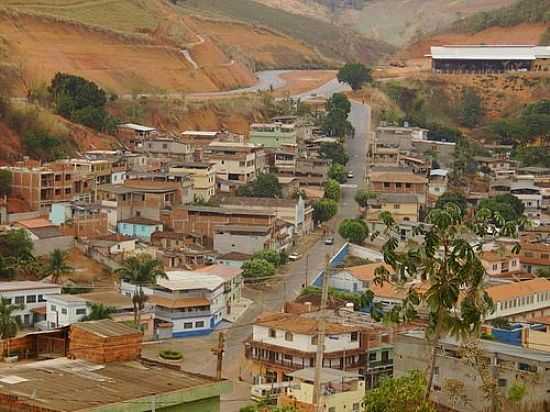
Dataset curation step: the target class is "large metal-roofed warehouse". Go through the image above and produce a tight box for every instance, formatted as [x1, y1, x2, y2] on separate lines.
[427, 45, 550, 73]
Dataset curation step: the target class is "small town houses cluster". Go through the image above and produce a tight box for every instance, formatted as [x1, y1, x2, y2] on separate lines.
[0, 102, 549, 411]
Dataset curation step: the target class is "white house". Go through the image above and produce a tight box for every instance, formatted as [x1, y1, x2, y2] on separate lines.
[45, 294, 88, 329]
[510, 182, 542, 219]
[148, 272, 226, 338]
[0, 281, 61, 328]
[485, 278, 550, 320]
[429, 169, 448, 198]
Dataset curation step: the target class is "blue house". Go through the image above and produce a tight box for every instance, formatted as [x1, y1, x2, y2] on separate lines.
[117, 216, 163, 241]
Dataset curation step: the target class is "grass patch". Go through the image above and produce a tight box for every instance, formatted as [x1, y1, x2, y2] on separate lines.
[3, 0, 160, 33]
[159, 349, 183, 360]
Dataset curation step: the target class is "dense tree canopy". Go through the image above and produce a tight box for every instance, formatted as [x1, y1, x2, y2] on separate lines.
[326, 93, 351, 117]
[478, 194, 525, 222]
[241, 258, 276, 280]
[237, 173, 282, 198]
[354, 190, 376, 209]
[312, 199, 338, 223]
[435, 192, 468, 216]
[338, 218, 368, 244]
[323, 179, 341, 201]
[320, 142, 349, 165]
[337, 63, 373, 91]
[328, 163, 347, 183]
[0, 230, 33, 260]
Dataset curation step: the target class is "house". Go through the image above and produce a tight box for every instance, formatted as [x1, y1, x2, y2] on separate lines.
[64, 158, 113, 185]
[97, 179, 183, 223]
[519, 241, 550, 273]
[484, 278, 550, 320]
[279, 368, 365, 412]
[117, 122, 157, 142]
[117, 216, 163, 241]
[370, 125, 428, 157]
[87, 234, 137, 257]
[154, 242, 215, 270]
[205, 141, 266, 192]
[214, 224, 274, 255]
[180, 130, 224, 161]
[2, 160, 94, 211]
[372, 147, 400, 167]
[46, 292, 154, 337]
[196, 264, 244, 316]
[366, 193, 420, 224]
[167, 205, 277, 248]
[250, 122, 297, 148]
[14, 218, 74, 256]
[330, 263, 393, 294]
[510, 182, 542, 219]
[0, 281, 61, 328]
[294, 158, 330, 187]
[49, 202, 109, 238]
[216, 251, 252, 268]
[367, 167, 428, 204]
[277, 176, 300, 198]
[274, 149, 297, 174]
[147, 271, 226, 337]
[0, 319, 231, 412]
[138, 136, 192, 158]
[216, 196, 314, 235]
[411, 138, 456, 168]
[394, 329, 550, 412]
[242, 311, 393, 387]
[480, 251, 522, 278]
[168, 162, 216, 201]
[474, 156, 519, 174]
[428, 169, 449, 198]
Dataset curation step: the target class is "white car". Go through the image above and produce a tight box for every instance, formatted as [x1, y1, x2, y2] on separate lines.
[347, 171, 354, 178]
[288, 253, 302, 261]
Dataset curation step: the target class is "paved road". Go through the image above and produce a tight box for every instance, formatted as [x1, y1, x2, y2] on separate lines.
[141, 71, 368, 411]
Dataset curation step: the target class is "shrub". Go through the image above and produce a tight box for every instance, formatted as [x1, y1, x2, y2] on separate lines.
[159, 349, 183, 360]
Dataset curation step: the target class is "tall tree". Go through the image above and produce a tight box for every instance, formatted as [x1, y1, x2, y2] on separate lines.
[0, 170, 12, 198]
[81, 303, 115, 321]
[0, 229, 33, 260]
[44, 249, 73, 284]
[324, 179, 341, 201]
[326, 93, 351, 117]
[238, 173, 282, 198]
[320, 142, 349, 165]
[354, 190, 377, 215]
[435, 192, 468, 216]
[116, 254, 167, 326]
[328, 163, 347, 183]
[374, 202, 518, 402]
[337, 63, 373, 91]
[241, 258, 276, 280]
[312, 199, 338, 223]
[338, 218, 368, 244]
[0, 297, 23, 357]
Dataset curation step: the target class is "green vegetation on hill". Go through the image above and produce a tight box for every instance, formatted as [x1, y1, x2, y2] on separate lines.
[451, 0, 550, 34]
[2, 0, 160, 34]
[176, 0, 392, 63]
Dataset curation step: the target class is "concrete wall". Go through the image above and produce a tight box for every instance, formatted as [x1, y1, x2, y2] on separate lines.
[33, 236, 74, 257]
[7, 210, 42, 223]
[214, 232, 269, 255]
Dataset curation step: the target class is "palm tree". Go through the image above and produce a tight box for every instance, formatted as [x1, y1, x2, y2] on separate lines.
[44, 249, 73, 283]
[0, 297, 23, 357]
[80, 303, 115, 321]
[115, 254, 167, 326]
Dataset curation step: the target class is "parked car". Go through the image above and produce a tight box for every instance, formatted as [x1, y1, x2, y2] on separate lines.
[324, 237, 334, 245]
[288, 253, 302, 261]
[347, 171, 354, 178]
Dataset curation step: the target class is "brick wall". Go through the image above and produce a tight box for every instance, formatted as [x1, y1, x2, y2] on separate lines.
[68, 327, 143, 363]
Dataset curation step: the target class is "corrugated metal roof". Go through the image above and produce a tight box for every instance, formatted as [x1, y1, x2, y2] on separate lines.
[430, 45, 544, 60]
[72, 319, 142, 338]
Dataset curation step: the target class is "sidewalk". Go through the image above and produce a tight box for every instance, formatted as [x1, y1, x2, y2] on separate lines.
[224, 297, 254, 323]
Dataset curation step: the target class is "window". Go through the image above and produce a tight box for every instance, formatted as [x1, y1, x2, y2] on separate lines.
[383, 182, 390, 188]
[353, 403, 360, 412]
[184, 322, 193, 329]
[38, 295, 46, 302]
[26, 295, 36, 304]
[396, 183, 402, 188]
[393, 204, 400, 209]
[498, 378, 507, 387]
[405, 183, 411, 188]
[61, 308, 67, 315]
[434, 366, 440, 376]
[285, 332, 293, 342]
[14, 296, 24, 304]
[51, 304, 57, 311]
[350, 332, 358, 342]
[195, 321, 205, 328]
[311, 335, 318, 345]
[162, 143, 168, 149]
[76, 308, 86, 315]
[329, 408, 336, 412]
[369, 353, 376, 361]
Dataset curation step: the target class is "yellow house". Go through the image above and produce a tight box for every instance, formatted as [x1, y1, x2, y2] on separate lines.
[366, 192, 420, 223]
[279, 368, 364, 412]
[169, 162, 216, 201]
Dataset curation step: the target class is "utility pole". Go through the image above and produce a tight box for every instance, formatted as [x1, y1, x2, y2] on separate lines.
[305, 255, 310, 287]
[313, 255, 331, 412]
[211, 332, 225, 380]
